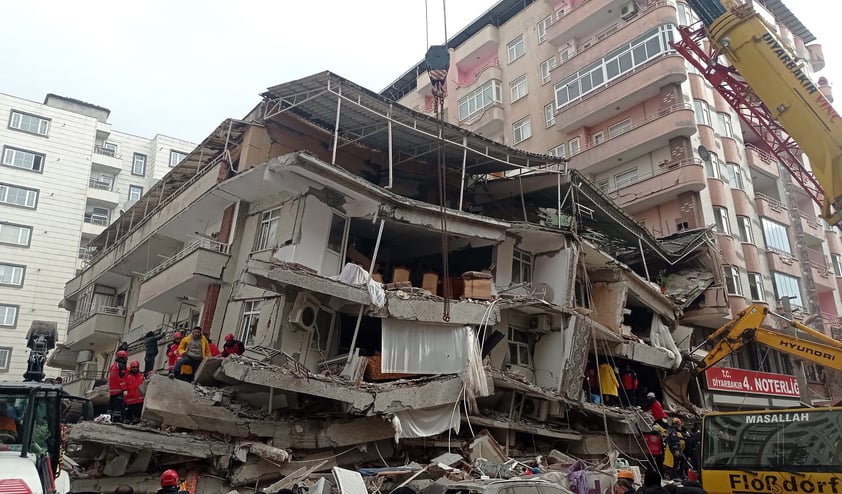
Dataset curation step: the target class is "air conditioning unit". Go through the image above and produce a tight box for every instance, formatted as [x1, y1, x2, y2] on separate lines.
[521, 398, 550, 422]
[528, 314, 552, 333]
[620, 1, 638, 20]
[288, 292, 320, 332]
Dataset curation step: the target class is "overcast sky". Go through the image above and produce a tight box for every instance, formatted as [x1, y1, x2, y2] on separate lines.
[0, 1, 837, 144]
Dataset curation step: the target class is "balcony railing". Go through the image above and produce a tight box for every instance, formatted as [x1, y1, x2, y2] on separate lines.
[800, 211, 822, 229]
[745, 143, 777, 164]
[93, 145, 121, 159]
[84, 213, 109, 226]
[602, 158, 703, 194]
[63, 369, 102, 385]
[142, 238, 230, 282]
[69, 305, 126, 329]
[88, 178, 114, 191]
[755, 193, 787, 212]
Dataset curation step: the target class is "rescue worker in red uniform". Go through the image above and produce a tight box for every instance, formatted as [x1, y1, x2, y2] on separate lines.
[643, 391, 669, 429]
[222, 333, 245, 357]
[207, 338, 221, 357]
[124, 360, 145, 424]
[165, 332, 183, 374]
[108, 350, 129, 422]
[157, 469, 189, 494]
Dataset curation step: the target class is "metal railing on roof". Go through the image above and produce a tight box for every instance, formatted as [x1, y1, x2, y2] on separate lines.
[69, 305, 126, 329]
[142, 238, 230, 282]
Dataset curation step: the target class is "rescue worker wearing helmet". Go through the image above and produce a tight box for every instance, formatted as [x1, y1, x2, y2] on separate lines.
[222, 333, 245, 357]
[166, 332, 184, 375]
[108, 349, 129, 422]
[124, 360, 145, 424]
[157, 469, 189, 494]
[614, 470, 636, 494]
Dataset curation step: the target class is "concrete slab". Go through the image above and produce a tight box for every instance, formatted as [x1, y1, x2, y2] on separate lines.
[66, 422, 233, 459]
[271, 417, 394, 449]
[386, 298, 500, 325]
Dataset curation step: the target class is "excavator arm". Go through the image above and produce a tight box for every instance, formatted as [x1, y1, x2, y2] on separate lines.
[696, 304, 842, 374]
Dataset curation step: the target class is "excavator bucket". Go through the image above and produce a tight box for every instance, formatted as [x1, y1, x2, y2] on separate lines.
[663, 368, 696, 410]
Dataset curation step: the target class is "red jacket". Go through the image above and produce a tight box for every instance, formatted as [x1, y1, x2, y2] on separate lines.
[166, 342, 180, 370]
[108, 361, 127, 396]
[125, 371, 145, 405]
[646, 399, 667, 421]
[621, 371, 638, 391]
[209, 342, 221, 357]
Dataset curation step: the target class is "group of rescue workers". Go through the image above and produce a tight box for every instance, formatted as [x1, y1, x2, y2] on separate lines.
[108, 326, 245, 423]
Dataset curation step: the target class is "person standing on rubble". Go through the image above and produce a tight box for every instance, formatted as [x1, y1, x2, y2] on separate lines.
[108, 350, 129, 422]
[599, 362, 621, 407]
[621, 365, 639, 406]
[124, 360, 145, 424]
[172, 326, 210, 381]
[166, 331, 183, 375]
[143, 330, 166, 377]
[642, 392, 669, 429]
[222, 333, 245, 356]
[664, 417, 689, 480]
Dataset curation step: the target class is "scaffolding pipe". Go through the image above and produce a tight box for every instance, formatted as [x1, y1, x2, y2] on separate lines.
[387, 105, 394, 189]
[639, 237, 651, 282]
[458, 136, 467, 210]
[331, 87, 343, 165]
[347, 218, 385, 354]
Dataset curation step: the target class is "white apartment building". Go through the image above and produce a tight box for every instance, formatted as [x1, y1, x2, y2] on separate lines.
[0, 93, 194, 378]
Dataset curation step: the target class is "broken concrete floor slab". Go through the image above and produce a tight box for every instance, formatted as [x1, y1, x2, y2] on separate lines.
[66, 421, 233, 459]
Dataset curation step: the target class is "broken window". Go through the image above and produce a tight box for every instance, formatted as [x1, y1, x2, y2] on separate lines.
[239, 299, 262, 345]
[255, 208, 281, 251]
[309, 306, 336, 354]
[326, 212, 348, 254]
[724, 266, 742, 296]
[507, 326, 532, 368]
[511, 248, 533, 284]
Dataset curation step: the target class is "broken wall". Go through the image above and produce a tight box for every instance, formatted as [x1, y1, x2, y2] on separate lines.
[590, 280, 627, 331]
[558, 315, 589, 399]
[533, 245, 578, 308]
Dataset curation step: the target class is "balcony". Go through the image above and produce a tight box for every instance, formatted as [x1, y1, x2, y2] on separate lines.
[455, 60, 502, 98]
[567, 104, 696, 175]
[755, 193, 790, 225]
[546, 0, 630, 48]
[65, 306, 126, 351]
[461, 102, 505, 138]
[455, 25, 499, 70]
[766, 248, 802, 278]
[82, 213, 109, 237]
[606, 159, 706, 214]
[745, 144, 779, 179]
[136, 238, 230, 314]
[87, 178, 120, 206]
[91, 145, 123, 172]
[806, 247, 836, 292]
[800, 212, 825, 241]
[556, 55, 687, 133]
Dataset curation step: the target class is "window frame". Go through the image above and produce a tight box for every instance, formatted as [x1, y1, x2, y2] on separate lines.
[0, 304, 19, 328]
[705, 152, 721, 179]
[169, 150, 188, 167]
[548, 144, 565, 158]
[0, 347, 10, 372]
[772, 272, 802, 307]
[568, 137, 581, 155]
[510, 74, 529, 102]
[132, 153, 147, 176]
[2, 146, 45, 173]
[254, 207, 281, 251]
[511, 248, 533, 284]
[512, 116, 533, 144]
[0, 183, 38, 209]
[544, 102, 556, 128]
[537, 16, 553, 43]
[724, 266, 743, 296]
[507, 35, 526, 63]
[0, 263, 25, 288]
[614, 167, 639, 189]
[717, 112, 734, 138]
[747, 272, 765, 302]
[239, 299, 263, 346]
[607, 118, 632, 138]
[457, 80, 502, 121]
[540, 56, 557, 84]
[713, 206, 730, 235]
[592, 131, 605, 145]
[694, 99, 712, 126]
[8, 110, 50, 137]
[832, 253, 842, 277]
[736, 215, 754, 243]
[128, 185, 143, 202]
[726, 163, 744, 189]
[507, 326, 533, 368]
[761, 218, 791, 254]
[0, 223, 33, 248]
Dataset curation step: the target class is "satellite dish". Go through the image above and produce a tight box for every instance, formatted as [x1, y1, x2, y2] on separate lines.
[697, 145, 711, 162]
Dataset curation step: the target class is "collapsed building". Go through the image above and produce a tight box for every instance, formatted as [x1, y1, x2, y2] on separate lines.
[49, 72, 732, 492]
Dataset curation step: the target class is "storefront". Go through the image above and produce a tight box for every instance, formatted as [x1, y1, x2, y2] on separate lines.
[705, 366, 803, 409]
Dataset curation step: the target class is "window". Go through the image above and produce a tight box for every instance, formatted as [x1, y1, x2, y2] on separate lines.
[713, 206, 730, 234]
[736, 216, 754, 243]
[596, 178, 610, 192]
[677, 220, 690, 231]
[239, 299, 262, 346]
[512, 117, 532, 144]
[705, 152, 721, 179]
[607, 118, 632, 138]
[128, 185, 143, 202]
[592, 132, 605, 145]
[0, 223, 31, 247]
[615, 168, 639, 188]
[544, 102, 556, 128]
[540, 56, 557, 84]
[511, 248, 532, 284]
[761, 218, 791, 254]
[169, 150, 188, 167]
[132, 153, 147, 176]
[0, 347, 10, 372]
[0, 183, 37, 209]
[718, 113, 734, 138]
[255, 208, 281, 250]
[772, 272, 802, 307]
[510, 75, 529, 101]
[694, 99, 712, 126]
[2, 147, 44, 172]
[726, 163, 744, 189]
[84, 207, 110, 226]
[548, 144, 565, 158]
[458, 80, 502, 121]
[508, 327, 532, 368]
[9, 110, 49, 136]
[310, 306, 336, 353]
[0, 304, 18, 327]
[537, 15, 554, 43]
[554, 25, 674, 109]
[832, 254, 842, 276]
[568, 137, 581, 155]
[724, 266, 742, 296]
[327, 212, 348, 254]
[747, 272, 765, 302]
[507, 35, 525, 63]
[0, 264, 24, 287]
[102, 142, 118, 156]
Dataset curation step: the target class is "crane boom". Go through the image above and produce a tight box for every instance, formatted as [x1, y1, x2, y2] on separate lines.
[676, 0, 842, 225]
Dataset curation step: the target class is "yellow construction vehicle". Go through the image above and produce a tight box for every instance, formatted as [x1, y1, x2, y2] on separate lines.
[676, 0, 842, 225]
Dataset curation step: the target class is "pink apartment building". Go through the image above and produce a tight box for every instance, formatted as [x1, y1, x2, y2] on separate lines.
[385, 0, 842, 404]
